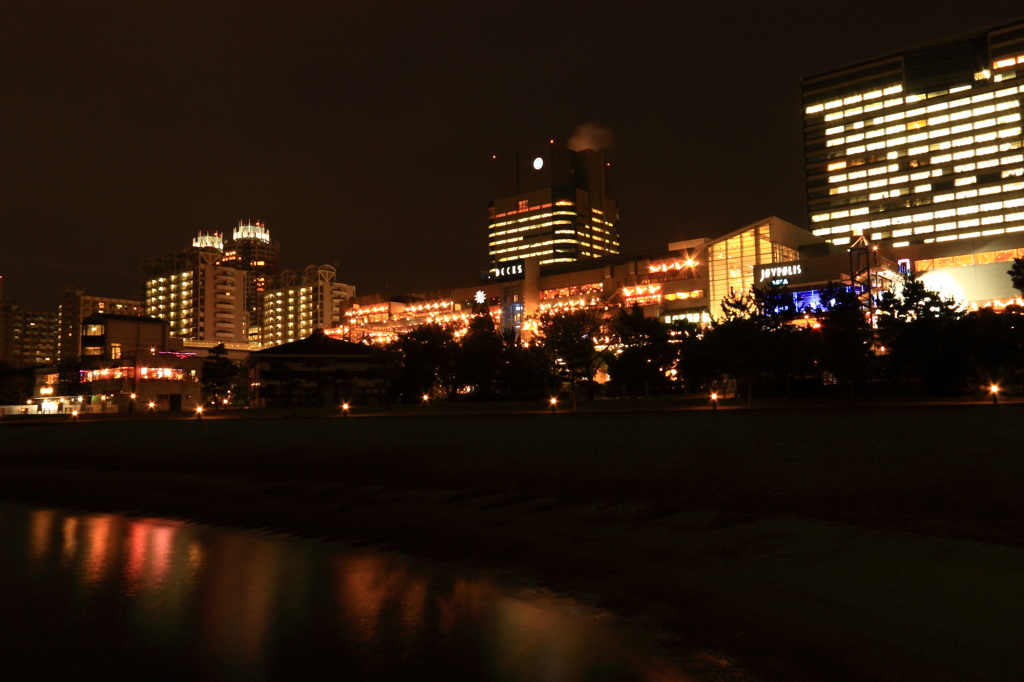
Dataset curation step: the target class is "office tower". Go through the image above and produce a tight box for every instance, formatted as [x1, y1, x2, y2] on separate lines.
[803, 21, 1024, 249]
[143, 234, 248, 345]
[488, 141, 620, 269]
[57, 286, 144, 363]
[261, 265, 356, 346]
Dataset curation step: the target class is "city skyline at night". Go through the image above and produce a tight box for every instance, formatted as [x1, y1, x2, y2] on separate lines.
[3, 2, 1024, 310]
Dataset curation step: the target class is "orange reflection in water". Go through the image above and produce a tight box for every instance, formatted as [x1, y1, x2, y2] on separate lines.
[332, 552, 693, 682]
[123, 518, 185, 594]
[13, 506, 693, 681]
[29, 509, 56, 562]
[82, 514, 115, 586]
[61, 516, 78, 565]
[198, 532, 279, 674]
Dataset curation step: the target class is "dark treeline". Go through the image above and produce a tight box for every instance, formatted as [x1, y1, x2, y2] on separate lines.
[386, 263, 1024, 404]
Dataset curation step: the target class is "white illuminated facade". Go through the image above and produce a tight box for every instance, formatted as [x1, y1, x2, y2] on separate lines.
[261, 265, 356, 346]
[144, 222, 285, 347]
[143, 247, 247, 345]
[804, 22, 1024, 250]
[488, 143, 619, 268]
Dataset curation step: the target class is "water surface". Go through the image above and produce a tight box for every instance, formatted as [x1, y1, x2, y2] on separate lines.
[0, 502, 686, 681]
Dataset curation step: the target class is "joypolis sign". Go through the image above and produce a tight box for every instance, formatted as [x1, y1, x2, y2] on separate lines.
[490, 259, 526, 282]
[756, 262, 804, 286]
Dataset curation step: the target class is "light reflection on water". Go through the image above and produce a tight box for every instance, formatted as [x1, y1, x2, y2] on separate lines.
[1, 503, 688, 681]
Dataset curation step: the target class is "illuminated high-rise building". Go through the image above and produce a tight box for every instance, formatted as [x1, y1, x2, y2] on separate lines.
[221, 221, 280, 332]
[488, 141, 619, 270]
[143, 234, 248, 346]
[261, 265, 356, 346]
[143, 222, 284, 347]
[803, 21, 1024, 249]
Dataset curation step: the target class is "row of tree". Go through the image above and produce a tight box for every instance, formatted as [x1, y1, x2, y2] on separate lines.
[384, 260, 1024, 403]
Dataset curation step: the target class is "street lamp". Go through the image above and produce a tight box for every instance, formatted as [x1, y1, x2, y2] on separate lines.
[148, 401, 156, 411]
[196, 405, 203, 419]
[990, 384, 1000, 405]
[549, 397, 558, 415]
[341, 402, 350, 417]
[71, 410, 78, 422]
[711, 392, 719, 411]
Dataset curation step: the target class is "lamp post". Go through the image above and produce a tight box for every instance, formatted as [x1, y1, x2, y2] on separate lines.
[196, 405, 203, 420]
[341, 402, 350, 417]
[130, 393, 136, 413]
[990, 384, 1000, 405]
[549, 396, 558, 415]
[711, 392, 718, 411]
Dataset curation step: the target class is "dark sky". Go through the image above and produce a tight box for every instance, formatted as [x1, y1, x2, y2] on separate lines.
[3, 1, 1024, 309]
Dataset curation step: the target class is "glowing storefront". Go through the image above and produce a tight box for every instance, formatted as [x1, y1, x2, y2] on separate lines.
[706, 217, 822, 320]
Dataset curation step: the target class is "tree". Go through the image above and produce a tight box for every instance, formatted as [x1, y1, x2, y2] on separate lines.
[200, 344, 236, 408]
[815, 284, 873, 394]
[498, 330, 549, 398]
[702, 287, 786, 405]
[390, 323, 456, 402]
[963, 305, 1024, 393]
[719, 288, 758, 321]
[455, 313, 503, 398]
[752, 281, 797, 329]
[0, 362, 34, 405]
[535, 309, 603, 410]
[875, 277, 968, 395]
[669, 318, 715, 395]
[1009, 258, 1024, 296]
[606, 305, 674, 398]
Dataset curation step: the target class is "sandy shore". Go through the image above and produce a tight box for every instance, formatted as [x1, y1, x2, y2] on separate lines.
[2, 401, 1023, 681]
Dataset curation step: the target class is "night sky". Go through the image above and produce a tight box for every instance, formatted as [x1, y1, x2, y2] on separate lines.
[3, 1, 1024, 309]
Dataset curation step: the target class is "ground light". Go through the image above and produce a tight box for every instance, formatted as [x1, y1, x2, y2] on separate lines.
[422, 394, 430, 404]
[71, 410, 78, 422]
[148, 402, 155, 411]
[549, 397, 557, 415]
[990, 384, 1000, 405]
[711, 392, 718, 411]
[341, 402, 350, 417]
[196, 406, 203, 420]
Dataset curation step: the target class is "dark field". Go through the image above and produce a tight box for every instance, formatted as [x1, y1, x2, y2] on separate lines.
[2, 402, 1023, 681]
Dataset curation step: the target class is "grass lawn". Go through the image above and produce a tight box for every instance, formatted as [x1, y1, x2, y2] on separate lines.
[1, 401, 1022, 681]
